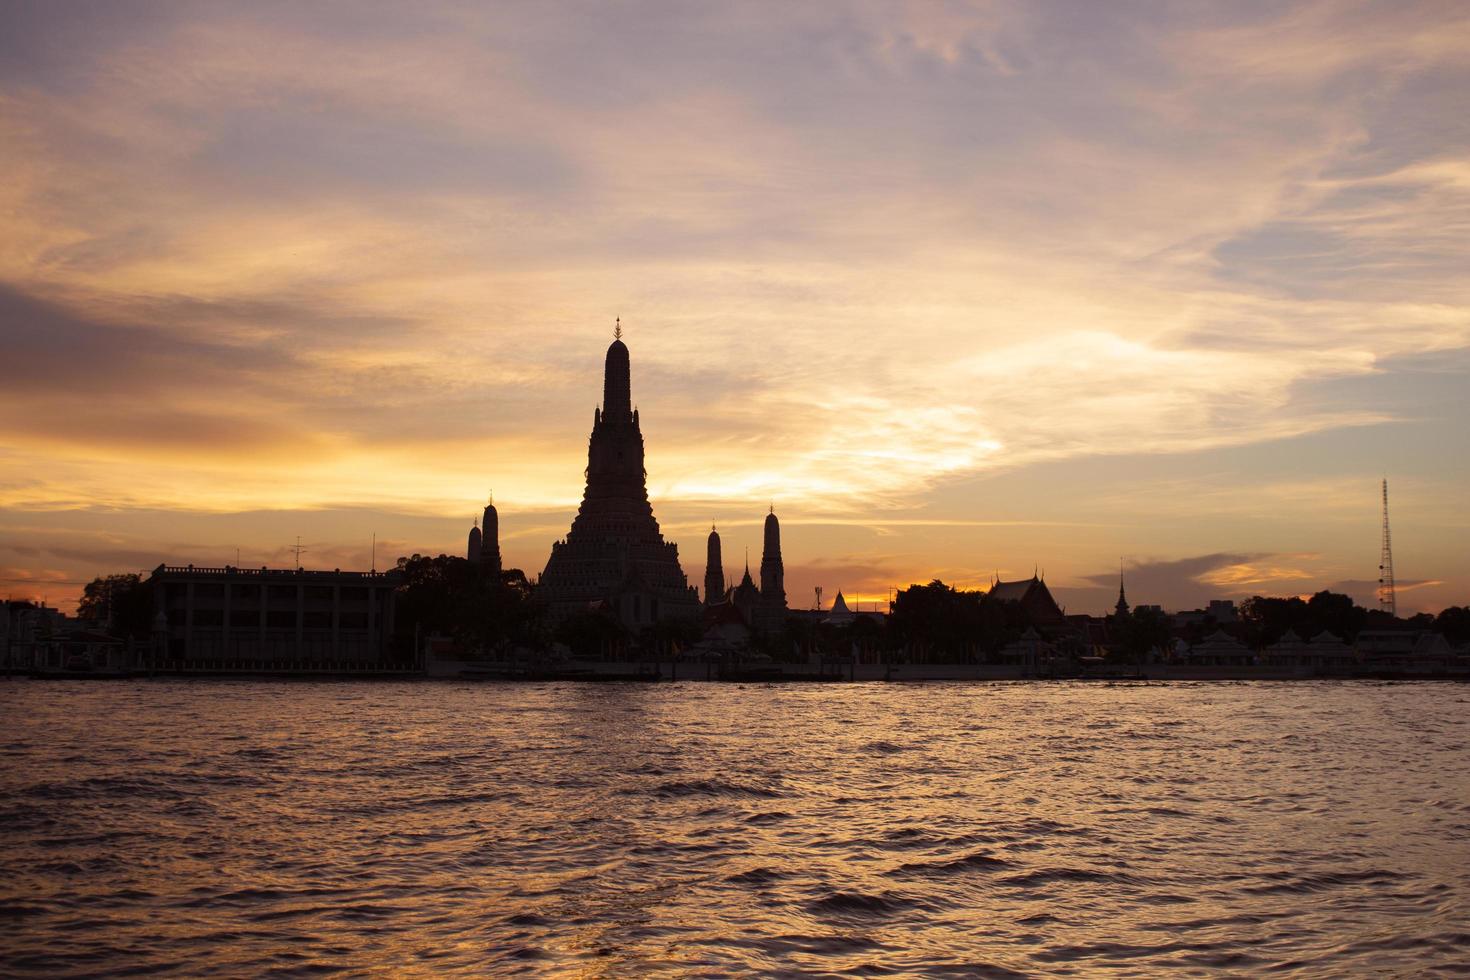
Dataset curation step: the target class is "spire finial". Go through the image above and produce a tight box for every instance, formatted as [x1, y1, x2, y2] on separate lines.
[769, 501, 774, 515]
[488, 489, 493, 505]
[614, 316, 622, 341]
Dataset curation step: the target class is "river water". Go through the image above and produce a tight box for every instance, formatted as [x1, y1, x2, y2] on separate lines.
[2, 680, 1467, 976]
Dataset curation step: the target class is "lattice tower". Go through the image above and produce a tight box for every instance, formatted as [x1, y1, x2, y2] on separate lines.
[1378, 478, 1396, 617]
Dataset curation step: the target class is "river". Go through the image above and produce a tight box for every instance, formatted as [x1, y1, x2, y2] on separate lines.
[2, 680, 1467, 976]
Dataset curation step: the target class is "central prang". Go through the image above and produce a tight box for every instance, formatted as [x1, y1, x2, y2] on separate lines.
[535, 327, 701, 628]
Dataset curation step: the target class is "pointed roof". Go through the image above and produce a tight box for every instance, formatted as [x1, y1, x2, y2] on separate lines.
[603, 328, 631, 418]
[988, 576, 1037, 602]
[1196, 629, 1249, 652]
[830, 590, 850, 614]
[762, 507, 781, 558]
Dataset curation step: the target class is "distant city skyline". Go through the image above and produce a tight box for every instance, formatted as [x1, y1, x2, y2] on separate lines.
[2, 3, 1467, 615]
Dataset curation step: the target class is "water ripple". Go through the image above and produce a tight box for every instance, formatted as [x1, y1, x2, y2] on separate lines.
[2, 679, 1468, 975]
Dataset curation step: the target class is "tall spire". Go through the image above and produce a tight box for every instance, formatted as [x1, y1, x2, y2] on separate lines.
[603, 327, 631, 420]
[536, 329, 700, 626]
[757, 506, 787, 631]
[480, 496, 501, 573]
[1115, 560, 1129, 618]
[704, 524, 725, 605]
[467, 522, 482, 564]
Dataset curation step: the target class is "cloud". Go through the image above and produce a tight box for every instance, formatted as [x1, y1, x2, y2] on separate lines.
[1064, 553, 1273, 612]
[0, 2, 1466, 612]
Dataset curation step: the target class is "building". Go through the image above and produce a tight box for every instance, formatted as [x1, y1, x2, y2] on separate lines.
[1308, 630, 1357, 672]
[703, 524, 725, 604]
[1186, 629, 1253, 666]
[987, 574, 1066, 626]
[1263, 629, 1310, 669]
[823, 590, 854, 626]
[1356, 629, 1454, 674]
[465, 497, 502, 572]
[2, 599, 66, 671]
[149, 564, 401, 665]
[1173, 599, 1239, 628]
[537, 329, 701, 628]
[755, 508, 788, 632]
[700, 511, 789, 635]
[31, 627, 132, 673]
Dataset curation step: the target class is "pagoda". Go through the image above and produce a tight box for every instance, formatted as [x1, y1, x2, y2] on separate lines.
[537, 325, 700, 627]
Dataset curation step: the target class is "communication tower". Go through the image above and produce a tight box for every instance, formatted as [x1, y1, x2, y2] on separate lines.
[1377, 479, 1396, 617]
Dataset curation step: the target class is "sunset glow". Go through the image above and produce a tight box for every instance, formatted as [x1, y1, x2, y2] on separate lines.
[2, 2, 1467, 614]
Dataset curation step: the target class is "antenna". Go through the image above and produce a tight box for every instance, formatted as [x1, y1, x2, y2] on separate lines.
[371, 533, 376, 573]
[286, 536, 307, 570]
[1378, 478, 1396, 617]
[815, 585, 823, 612]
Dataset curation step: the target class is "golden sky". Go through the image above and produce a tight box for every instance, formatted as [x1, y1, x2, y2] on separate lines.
[2, 2, 1467, 615]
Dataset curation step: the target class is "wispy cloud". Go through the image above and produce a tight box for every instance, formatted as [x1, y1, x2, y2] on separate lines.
[1, 2, 1466, 612]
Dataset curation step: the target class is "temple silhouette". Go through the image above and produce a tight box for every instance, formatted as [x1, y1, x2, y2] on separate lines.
[531, 327, 702, 627]
[702, 511, 787, 633]
[464, 326, 790, 634]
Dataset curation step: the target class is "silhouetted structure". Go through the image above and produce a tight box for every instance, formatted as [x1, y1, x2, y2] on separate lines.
[824, 590, 853, 625]
[1379, 478, 1397, 617]
[149, 564, 400, 665]
[467, 520, 482, 563]
[697, 508, 789, 636]
[988, 574, 1066, 625]
[480, 497, 501, 574]
[756, 507, 788, 632]
[464, 497, 502, 572]
[704, 524, 725, 604]
[537, 329, 699, 627]
[730, 557, 760, 625]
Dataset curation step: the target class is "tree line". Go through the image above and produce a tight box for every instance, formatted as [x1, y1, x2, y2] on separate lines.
[68, 564, 1470, 663]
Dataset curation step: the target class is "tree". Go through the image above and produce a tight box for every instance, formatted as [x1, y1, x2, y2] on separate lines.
[392, 554, 545, 657]
[641, 615, 703, 659]
[1434, 606, 1470, 646]
[77, 574, 153, 637]
[1305, 590, 1365, 640]
[1113, 606, 1171, 662]
[887, 580, 1003, 662]
[1239, 595, 1308, 646]
[555, 609, 626, 659]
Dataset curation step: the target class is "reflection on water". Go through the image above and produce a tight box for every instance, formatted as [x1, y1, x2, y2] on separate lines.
[2, 680, 1468, 975]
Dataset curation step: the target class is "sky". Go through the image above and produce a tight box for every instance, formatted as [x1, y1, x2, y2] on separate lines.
[1, 0, 1467, 616]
